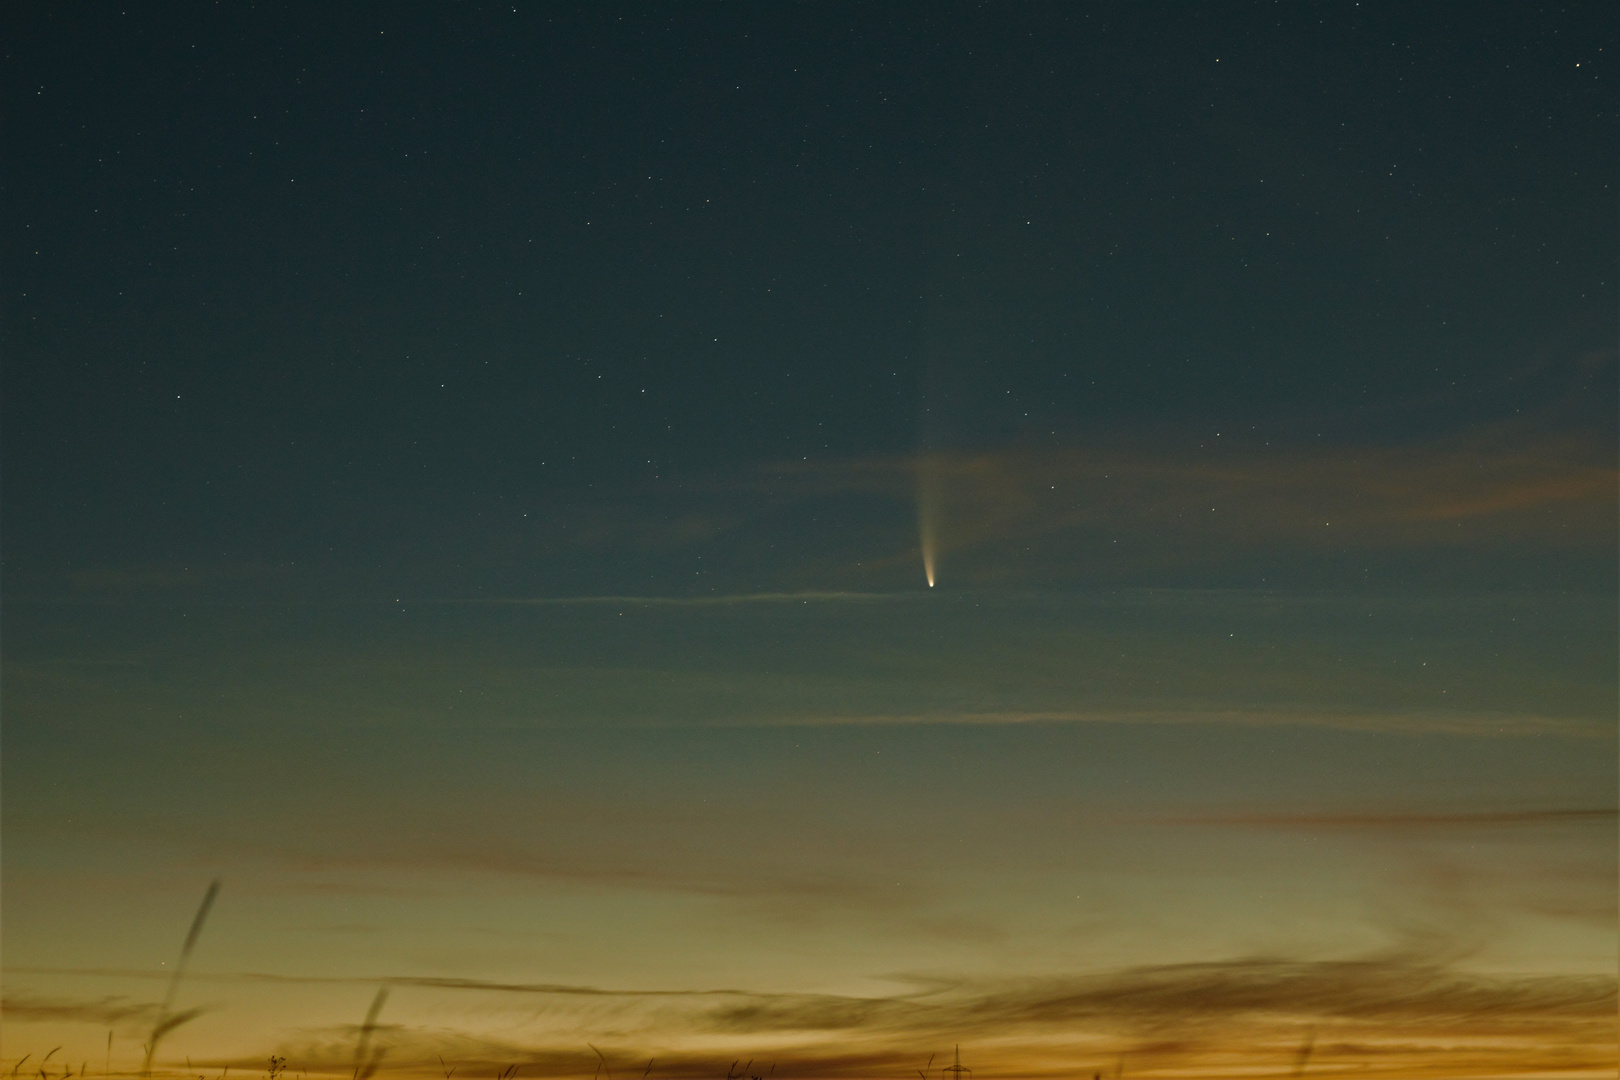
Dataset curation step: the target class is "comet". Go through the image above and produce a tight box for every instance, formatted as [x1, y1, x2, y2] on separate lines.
[917, 452, 941, 587]
[921, 522, 937, 587]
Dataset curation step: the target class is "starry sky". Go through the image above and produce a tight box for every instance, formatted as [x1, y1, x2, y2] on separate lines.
[3, 4, 1616, 1078]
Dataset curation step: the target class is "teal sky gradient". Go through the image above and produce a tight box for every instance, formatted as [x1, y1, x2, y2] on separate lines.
[4, 4, 1615, 1075]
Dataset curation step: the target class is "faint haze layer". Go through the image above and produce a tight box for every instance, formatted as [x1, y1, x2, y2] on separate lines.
[2, 2, 1615, 1079]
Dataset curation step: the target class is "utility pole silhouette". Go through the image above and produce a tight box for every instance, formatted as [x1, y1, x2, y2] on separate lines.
[940, 1047, 970, 1080]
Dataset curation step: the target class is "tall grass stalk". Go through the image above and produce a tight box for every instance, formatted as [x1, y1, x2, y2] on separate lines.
[142, 880, 221, 1077]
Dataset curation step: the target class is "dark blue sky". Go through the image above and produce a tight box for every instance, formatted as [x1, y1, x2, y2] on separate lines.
[5, 2, 1613, 595]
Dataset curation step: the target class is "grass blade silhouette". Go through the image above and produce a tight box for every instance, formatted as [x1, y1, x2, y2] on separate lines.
[143, 880, 221, 1076]
[1289, 1033, 1315, 1077]
[353, 987, 390, 1080]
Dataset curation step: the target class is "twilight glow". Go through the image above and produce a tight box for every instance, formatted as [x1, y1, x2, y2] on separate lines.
[3, 5, 1615, 1079]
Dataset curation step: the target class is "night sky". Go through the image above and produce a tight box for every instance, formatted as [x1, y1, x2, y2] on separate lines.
[3, 5, 1616, 1078]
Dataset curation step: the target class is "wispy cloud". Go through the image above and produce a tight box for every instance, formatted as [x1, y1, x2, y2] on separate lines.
[753, 422, 1617, 583]
[21, 421, 1613, 603]
[61, 947, 1607, 1079]
[21, 946, 1616, 1030]
[467, 592, 905, 607]
[1156, 807, 1618, 830]
[696, 954, 1616, 1035]
[6, 969, 759, 998]
[725, 706, 1606, 738]
[1, 991, 164, 1026]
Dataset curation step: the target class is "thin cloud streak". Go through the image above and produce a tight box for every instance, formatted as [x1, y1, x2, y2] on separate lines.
[465, 591, 908, 607]
[755, 424, 1617, 582]
[31, 951, 1608, 1079]
[8, 968, 766, 998]
[1156, 807, 1618, 829]
[0, 991, 165, 1025]
[19, 949, 1614, 1026]
[696, 964, 1615, 1036]
[732, 707, 1607, 738]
